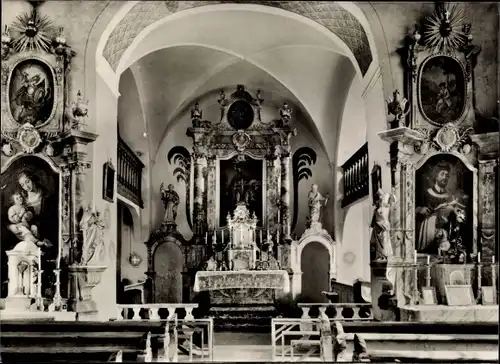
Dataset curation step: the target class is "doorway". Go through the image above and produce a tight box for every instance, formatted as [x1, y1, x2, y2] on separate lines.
[154, 241, 183, 303]
[300, 241, 330, 303]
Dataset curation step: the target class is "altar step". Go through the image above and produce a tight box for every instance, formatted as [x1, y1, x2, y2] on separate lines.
[210, 306, 277, 332]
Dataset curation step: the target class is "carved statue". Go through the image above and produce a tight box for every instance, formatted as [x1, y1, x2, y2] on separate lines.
[332, 321, 349, 362]
[160, 183, 180, 223]
[279, 102, 292, 125]
[217, 89, 228, 121]
[80, 204, 106, 265]
[307, 184, 329, 227]
[191, 102, 202, 121]
[352, 334, 370, 362]
[386, 90, 410, 128]
[370, 188, 397, 262]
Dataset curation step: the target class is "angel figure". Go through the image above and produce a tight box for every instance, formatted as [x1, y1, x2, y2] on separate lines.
[80, 204, 106, 265]
[11, 70, 51, 125]
[386, 90, 410, 128]
[191, 102, 202, 121]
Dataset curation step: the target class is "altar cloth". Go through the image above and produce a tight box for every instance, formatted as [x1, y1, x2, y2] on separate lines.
[193, 270, 290, 293]
[400, 305, 498, 322]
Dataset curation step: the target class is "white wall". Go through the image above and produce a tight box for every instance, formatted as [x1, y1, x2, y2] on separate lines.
[335, 76, 371, 285]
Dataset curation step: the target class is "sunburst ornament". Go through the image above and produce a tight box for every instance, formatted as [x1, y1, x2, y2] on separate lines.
[424, 3, 468, 53]
[11, 8, 54, 53]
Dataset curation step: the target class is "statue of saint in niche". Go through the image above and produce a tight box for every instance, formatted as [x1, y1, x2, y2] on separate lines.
[307, 184, 328, 227]
[415, 160, 470, 255]
[160, 183, 180, 223]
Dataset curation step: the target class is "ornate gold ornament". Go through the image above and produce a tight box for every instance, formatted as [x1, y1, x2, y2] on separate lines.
[424, 3, 468, 53]
[17, 122, 42, 153]
[11, 8, 54, 53]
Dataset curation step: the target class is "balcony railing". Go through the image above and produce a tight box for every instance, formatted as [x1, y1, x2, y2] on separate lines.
[341, 142, 369, 207]
[118, 136, 144, 208]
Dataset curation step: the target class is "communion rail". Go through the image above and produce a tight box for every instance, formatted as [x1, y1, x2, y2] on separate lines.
[118, 135, 144, 207]
[115, 304, 213, 362]
[273, 303, 373, 361]
[272, 319, 498, 363]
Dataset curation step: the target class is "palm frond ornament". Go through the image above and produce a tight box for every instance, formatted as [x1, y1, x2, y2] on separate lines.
[424, 3, 468, 53]
[11, 8, 54, 53]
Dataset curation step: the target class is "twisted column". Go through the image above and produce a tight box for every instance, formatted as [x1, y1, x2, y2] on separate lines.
[280, 149, 292, 240]
[192, 151, 207, 239]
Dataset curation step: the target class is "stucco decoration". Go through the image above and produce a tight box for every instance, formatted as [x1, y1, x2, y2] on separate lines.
[102, 1, 373, 75]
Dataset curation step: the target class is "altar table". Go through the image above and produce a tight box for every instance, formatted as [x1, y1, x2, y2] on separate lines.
[193, 270, 290, 294]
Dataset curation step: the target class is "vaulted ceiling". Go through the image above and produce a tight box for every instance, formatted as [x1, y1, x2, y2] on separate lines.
[117, 7, 359, 163]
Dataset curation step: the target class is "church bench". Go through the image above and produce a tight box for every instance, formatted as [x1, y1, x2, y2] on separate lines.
[367, 349, 498, 362]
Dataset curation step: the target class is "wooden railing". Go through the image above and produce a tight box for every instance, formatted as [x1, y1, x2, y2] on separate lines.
[341, 142, 369, 207]
[115, 304, 214, 362]
[118, 136, 144, 207]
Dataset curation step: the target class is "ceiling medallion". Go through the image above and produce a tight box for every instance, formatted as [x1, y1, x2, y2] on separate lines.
[232, 130, 251, 152]
[17, 123, 41, 153]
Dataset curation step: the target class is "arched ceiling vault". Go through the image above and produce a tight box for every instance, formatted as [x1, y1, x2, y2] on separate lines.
[112, 4, 367, 164]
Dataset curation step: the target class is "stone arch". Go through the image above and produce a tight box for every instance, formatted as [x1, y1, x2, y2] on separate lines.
[291, 233, 336, 298]
[100, 1, 375, 76]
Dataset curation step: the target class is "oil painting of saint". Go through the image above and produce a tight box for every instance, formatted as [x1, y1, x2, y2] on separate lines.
[9, 60, 54, 126]
[1, 157, 59, 298]
[419, 56, 465, 125]
[415, 156, 473, 257]
[219, 157, 263, 226]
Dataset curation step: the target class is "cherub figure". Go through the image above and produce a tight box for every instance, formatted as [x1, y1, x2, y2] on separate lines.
[279, 102, 292, 125]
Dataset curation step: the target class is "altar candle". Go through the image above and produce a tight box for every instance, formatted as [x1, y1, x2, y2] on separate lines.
[56, 242, 61, 270]
[38, 247, 42, 266]
[240, 228, 243, 243]
[427, 255, 430, 266]
[213, 231, 216, 245]
[493, 256, 495, 264]
[260, 230, 263, 245]
[222, 230, 224, 245]
[205, 233, 208, 245]
[414, 250, 417, 264]
[478, 253, 481, 263]
[267, 229, 269, 242]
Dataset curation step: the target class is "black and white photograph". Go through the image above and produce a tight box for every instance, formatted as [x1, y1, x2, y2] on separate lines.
[1, 1, 498, 363]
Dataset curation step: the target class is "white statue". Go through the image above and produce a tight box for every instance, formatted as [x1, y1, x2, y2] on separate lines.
[80, 204, 106, 265]
[307, 184, 329, 227]
[370, 188, 397, 262]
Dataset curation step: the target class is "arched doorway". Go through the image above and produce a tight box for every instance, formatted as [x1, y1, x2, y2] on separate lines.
[300, 241, 330, 303]
[153, 241, 183, 303]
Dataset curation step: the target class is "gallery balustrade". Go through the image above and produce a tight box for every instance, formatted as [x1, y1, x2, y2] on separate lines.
[341, 142, 369, 207]
[117, 136, 144, 207]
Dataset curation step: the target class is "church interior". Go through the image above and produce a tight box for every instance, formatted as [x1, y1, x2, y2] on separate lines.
[1, 1, 499, 362]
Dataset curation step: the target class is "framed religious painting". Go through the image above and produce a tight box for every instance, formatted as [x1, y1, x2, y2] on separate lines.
[481, 286, 496, 305]
[418, 55, 467, 126]
[102, 160, 115, 203]
[445, 285, 475, 306]
[404, 3, 478, 128]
